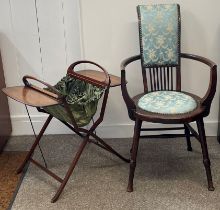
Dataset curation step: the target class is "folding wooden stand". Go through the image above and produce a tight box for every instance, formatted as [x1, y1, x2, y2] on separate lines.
[2, 61, 129, 202]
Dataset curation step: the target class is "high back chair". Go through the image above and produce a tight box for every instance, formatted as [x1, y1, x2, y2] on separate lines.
[121, 4, 217, 192]
[3, 60, 129, 202]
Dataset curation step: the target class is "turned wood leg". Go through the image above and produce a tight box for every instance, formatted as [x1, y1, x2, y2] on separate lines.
[196, 118, 214, 191]
[127, 119, 142, 192]
[217, 135, 220, 144]
[184, 124, 192, 151]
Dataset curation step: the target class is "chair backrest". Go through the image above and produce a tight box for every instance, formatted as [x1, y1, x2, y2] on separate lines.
[137, 4, 181, 92]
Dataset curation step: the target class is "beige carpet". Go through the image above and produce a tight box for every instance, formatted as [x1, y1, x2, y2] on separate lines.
[4, 135, 220, 210]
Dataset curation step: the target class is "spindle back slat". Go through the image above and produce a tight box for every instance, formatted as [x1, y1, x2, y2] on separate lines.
[171, 67, 174, 90]
[142, 66, 179, 92]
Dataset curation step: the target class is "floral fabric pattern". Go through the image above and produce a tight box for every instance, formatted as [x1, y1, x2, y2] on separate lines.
[137, 4, 179, 67]
[43, 75, 104, 127]
[138, 91, 197, 114]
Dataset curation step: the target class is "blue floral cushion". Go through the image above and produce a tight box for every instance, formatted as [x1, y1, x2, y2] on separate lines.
[137, 4, 180, 67]
[138, 91, 197, 114]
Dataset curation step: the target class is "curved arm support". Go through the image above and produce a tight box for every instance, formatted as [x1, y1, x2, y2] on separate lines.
[23, 75, 63, 100]
[121, 55, 141, 119]
[67, 60, 111, 127]
[67, 60, 112, 132]
[67, 60, 110, 88]
[181, 53, 217, 109]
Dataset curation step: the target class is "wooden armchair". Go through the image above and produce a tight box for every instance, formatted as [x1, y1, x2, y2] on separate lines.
[121, 4, 217, 192]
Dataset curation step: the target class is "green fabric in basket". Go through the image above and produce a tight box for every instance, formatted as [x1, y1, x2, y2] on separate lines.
[43, 75, 104, 127]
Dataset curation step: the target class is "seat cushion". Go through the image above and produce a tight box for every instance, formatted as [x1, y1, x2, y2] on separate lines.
[138, 91, 197, 114]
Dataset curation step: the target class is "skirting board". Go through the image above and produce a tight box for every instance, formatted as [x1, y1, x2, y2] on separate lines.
[11, 115, 219, 138]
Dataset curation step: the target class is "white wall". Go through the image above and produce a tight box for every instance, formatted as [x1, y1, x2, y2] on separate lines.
[0, 0, 82, 135]
[0, 0, 219, 138]
[80, 0, 220, 137]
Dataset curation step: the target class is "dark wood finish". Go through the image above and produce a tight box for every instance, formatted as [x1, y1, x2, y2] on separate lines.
[121, 6, 217, 193]
[122, 53, 217, 192]
[185, 123, 200, 142]
[144, 66, 178, 92]
[140, 133, 194, 139]
[181, 53, 217, 108]
[121, 55, 216, 123]
[30, 158, 63, 183]
[196, 118, 214, 191]
[184, 124, 192, 151]
[51, 137, 88, 203]
[17, 115, 53, 174]
[67, 60, 110, 88]
[2, 69, 121, 108]
[127, 119, 142, 192]
[76, 70, 121, 87]
[0, 53, 12, 152]
[5, 60, 129, 202]
[140, 126, 189, 139]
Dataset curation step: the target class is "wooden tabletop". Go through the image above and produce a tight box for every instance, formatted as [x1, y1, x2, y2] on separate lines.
[2, 71, 122, 107]
[2, 86, 60, 107]
[76, 70, 121, 87]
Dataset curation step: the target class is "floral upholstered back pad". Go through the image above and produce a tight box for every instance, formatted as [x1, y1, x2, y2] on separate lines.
[137, 4, 180, 67]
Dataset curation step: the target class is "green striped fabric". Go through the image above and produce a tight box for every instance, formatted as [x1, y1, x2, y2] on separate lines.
[43, 75, 104, 127]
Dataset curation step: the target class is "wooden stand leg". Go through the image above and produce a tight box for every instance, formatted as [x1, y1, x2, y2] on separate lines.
[51, 137, 88, 203]
[127, 119, 142, 192]
[17, 115, 53, 174]
[184, 124, 192, 151]
[90, 133, 129, 163]
[196, 118, 214, 191]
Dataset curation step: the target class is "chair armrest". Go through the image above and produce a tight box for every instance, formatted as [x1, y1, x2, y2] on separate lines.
[23, 75, 63, 100]
[181, 53, 217, 108]
[121, 55, 141, 118]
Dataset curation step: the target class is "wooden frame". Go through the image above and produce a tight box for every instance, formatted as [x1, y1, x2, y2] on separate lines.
[121, 6, 217, 192]
[121, 53, 217, 192]
[121, 52, 217, 192]
[3, 60, 129, 202]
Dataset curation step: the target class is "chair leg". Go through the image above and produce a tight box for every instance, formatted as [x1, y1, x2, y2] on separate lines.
[196, 118, 214, 191]
[217, 135, 220, 144]
[17, 115, 53, 174]
[184, 124, 192, 151]
[127, 119, 142, 192]
[51, 137, 89, 203]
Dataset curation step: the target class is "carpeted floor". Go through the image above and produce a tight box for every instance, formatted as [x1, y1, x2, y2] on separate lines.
[0, 151, 27, 210]
[4, 135, 220, 210]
